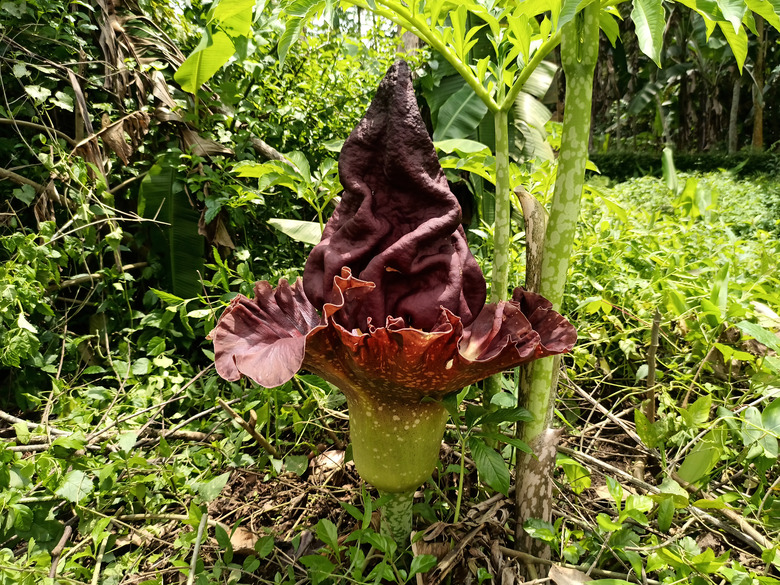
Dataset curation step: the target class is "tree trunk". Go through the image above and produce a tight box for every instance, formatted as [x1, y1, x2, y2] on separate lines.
[728, 73, 741, 153]
[678, 69, 691, 151]
[752, 15, 766, 150]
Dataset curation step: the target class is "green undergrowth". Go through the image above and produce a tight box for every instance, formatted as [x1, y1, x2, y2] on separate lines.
[1, 167, 780, 583]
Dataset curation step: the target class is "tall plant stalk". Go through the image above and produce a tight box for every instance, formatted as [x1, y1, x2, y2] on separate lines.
[483, 108, 510, 408]
[523, 2, 599, 438]
[514, 3, 599, 572]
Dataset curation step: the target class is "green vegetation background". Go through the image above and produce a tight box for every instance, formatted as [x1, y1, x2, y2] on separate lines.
[1, 0, 779, 583]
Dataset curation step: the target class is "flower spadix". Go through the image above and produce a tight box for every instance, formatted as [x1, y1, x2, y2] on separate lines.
[210, 61, 576, 504]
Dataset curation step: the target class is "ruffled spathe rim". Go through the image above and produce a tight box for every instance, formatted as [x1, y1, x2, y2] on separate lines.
[210, 268, 576, 401]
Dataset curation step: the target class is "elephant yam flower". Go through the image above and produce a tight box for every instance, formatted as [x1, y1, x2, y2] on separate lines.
[210, 60, 576, 540]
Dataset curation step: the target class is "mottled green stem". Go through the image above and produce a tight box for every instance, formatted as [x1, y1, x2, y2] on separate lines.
[379, 490, 414, 544]
[514, 11, 598, 574]
[490, 108, 512, 303]
[521, 3, 599, 443]
[483, 109, 511, 419]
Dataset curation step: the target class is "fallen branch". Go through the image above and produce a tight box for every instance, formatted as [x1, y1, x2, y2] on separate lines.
[558, 445, 767, 554]
[497, 548, 661, 585]
[47, 262, 148, 292]
[218, 398, 280, 457]
[187, 512, 209, 585]
[672, 472, 774, 553]
[0, 167, 46, 191]
[48, 525, 73, 579]
[118, 513, 229, 533]
[0, 409, 70, 436]
[0, 117, 77, 146]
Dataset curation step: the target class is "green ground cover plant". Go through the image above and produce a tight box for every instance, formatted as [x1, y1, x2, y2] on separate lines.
[1, 0, 779, 583]
[2, 161, 779, 582]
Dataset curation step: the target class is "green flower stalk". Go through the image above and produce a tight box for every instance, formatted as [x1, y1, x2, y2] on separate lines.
[515, 4, 599, 570]
[209, 61, 576, 543]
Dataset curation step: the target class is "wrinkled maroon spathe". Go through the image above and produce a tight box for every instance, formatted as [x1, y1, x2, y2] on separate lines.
[210, 60, 576, 400]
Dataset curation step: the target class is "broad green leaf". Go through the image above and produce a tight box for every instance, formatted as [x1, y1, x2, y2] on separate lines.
[558, 0, 595, 30]
[215, 524, 232, 562]
[523, 61, 558, 99]
[233, 160, 279, 178]
[284, 455, 308, 476]
[692, 496, 728, 508]
[424, 75, 467, 120]
[591, 187, 629, 222]
[523, 518, 557, 542]
[268, 218, 322, 245]
[56, 470, 94, 503]
[600, 11, 621, 45]
[17, 313, 37, 333]
[736, 320, 780, 353]
[150, 288, 186, 305]
[657, 477, 689, 506]
[255, 535, 275, 558]
[596, 513, 623, 531]
[284, 151, 311, 182]
[132, 358, 151, 376]
[478, 406, 534, 425]
[514, 90, 552, 136]
[557, 455, 591, 494]
[52, 90, 73, 111]
[1, 0, 26, 18]
[718, 21, 748, 70]
[631, 0, 666, 65]
[117, 431, 139, 454]
[175, 28, 235, 94]
[316, 518, 339, 552]
[13, 184, 36, 205]
[477, 431, 534, 454]
[765, 355, 780, 374]
[24, 84, 51, 103]
[763, 398, 780, 441]
[715, 0, 747, 33]
[138, 163, 204, 298]
[197, 471, 230, 502]
[299, 554, 336, 585]
[687, 394, 713, 427]
[635, 409, 658, 448]
[677, 428, 724, 483]
[278, 19, 300, 65]
[213, 0, 255, 36]
[409, 554, 437, 578]
[626, 494, 654, 513]
[433, 85, 488, 142]
[627, 78, 665, 115]
[657, 497, 675, 531]
[440, 155, 495, 182]
[468, 437, 510, 495]
[434, 138, 491, 155]
[13, 422, 30, 444]
[606, 476, 624, 507]
[285, 0, 324, 17]
[741, 405, 776, 458]
[745, 0, 780, 31]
